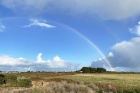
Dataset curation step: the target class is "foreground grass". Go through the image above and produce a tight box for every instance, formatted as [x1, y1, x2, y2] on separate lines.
[1, 72, 140, 92]
[65, 73, 140, 89]
[1, 80, 115, 93]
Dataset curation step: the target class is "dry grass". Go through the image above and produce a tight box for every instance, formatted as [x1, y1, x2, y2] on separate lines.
[14, 72, 76, 81]
[44, 81, 96, 93]
[1, 72, 140, 92]
[0, 81, 90, 93]
[0, 81, 99, 93]
[0, 77, 118, 93]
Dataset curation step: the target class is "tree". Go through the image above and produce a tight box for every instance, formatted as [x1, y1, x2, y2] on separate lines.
[90, 67, 97, 73]
[97, 68, 106, 73]
[81, 67, 90, 73]
[80, 67, 106, 73]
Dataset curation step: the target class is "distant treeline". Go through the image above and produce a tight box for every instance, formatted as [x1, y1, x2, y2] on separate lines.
[80, 67, 106, 73]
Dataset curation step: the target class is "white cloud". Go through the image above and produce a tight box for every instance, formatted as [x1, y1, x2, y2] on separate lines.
[53, 56, 63, 62]
[36, 54, 68, 69]
[0, 24, 5, 32]
[0, 55, 32, 66]
[23, 19, 55, 28]
[37, 53, 44, 62]
[0, 53, 79, 71]
[108, 52, 113, 57]
[1, 0, 140, 20]
[91, 37, 140, 72]
[129, 22, 140, 36]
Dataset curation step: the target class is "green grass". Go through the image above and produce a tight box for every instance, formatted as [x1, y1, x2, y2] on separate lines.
[65, 73, 140, 89]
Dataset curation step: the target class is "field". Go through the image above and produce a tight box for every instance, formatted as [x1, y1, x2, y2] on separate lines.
[65, 73, 140, 89]
[1, 72, 140, 93]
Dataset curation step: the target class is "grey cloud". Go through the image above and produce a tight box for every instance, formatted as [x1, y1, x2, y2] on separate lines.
[111, 37, 140, 68]
[91, 58, 108, 68]
[1, 0, 140, 20]
[91, 37, 140, 71]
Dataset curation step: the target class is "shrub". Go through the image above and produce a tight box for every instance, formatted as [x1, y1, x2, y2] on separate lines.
[0, 77, 5, 85]
[0, 74, 5, 85]
[0, 74, 5, 78]
[4, 74, 17, 83]
[18, 78, 32, 88]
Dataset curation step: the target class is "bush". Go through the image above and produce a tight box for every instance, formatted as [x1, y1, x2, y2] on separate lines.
[0, 74, 5, 78]
[5, 74, 17, 83]
[0, 74, 5, 85]
[0, 74, 32, 88]
[0, 77, 5, 85]
[18, 78, 32, 88]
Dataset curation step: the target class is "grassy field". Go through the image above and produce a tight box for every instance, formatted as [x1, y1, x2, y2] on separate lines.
[1, 72, 140, 92]
[65, 73, 140, 89]
[4, 72, 140, 88]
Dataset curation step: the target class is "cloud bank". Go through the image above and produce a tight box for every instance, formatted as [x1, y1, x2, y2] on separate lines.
[91, 37, 140, 72]
[0, 53, 79, 71]
[23, 19, 55, 28]
[1, 0, 140, 20]
[92, 22, 140, 72]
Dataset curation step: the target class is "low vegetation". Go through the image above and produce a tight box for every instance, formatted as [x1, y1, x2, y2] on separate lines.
[66, 73, 140, 92]
[17, 78, 32, 88]
[0, 74, 32, 87]
[0, 71, 140, 93]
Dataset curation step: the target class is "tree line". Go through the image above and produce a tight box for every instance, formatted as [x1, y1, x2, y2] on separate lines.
[80, 67, 106, 73]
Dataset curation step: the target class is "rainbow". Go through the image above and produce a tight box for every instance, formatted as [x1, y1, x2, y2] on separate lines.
[0, 17, 115, 71]
[56, 22, 115, 71]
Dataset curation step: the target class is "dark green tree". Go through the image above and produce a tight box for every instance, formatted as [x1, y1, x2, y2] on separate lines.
[81, 67, 90, 73]
[97, 68, 106, 73]
[80, 67, 106, 73]
[90, 67, 97, 73]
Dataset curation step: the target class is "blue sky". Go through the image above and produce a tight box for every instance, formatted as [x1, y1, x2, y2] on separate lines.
[0, 0, 140, 72]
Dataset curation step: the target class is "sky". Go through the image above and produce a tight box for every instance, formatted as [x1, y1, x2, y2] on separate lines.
[0, 0, 140, 72]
